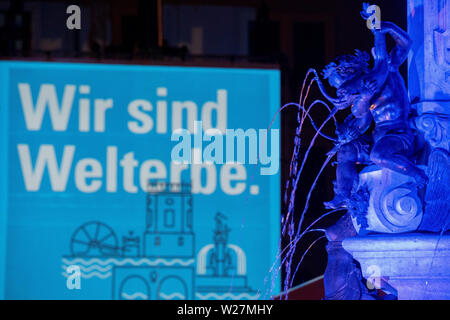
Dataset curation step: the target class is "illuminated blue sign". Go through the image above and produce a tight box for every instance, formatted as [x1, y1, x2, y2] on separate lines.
[0, 61, 280, 299]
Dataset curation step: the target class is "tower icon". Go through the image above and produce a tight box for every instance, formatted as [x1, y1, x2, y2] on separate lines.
[195, 212, 258, 299]
[210, 212, 233, 276]
[144, 182, 194, 258]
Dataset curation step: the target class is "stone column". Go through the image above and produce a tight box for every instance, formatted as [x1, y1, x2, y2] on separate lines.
[408, 0, 450, 111]
[408, 0, 450, 232]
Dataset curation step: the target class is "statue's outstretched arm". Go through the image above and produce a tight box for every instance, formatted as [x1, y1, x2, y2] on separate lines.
[380, 21, 412, 68]
[309, 68, 357, 110]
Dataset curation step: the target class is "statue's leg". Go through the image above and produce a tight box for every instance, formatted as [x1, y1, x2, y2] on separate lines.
[324, 142, 359, 209]
[323, 212, 369, 300]
[370, 135, 428, 188]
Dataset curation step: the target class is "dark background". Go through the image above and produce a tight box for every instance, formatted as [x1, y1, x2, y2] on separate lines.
[0, 0, 407, 291]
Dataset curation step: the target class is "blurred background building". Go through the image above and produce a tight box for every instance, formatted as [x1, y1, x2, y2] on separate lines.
[0, 0, 407, 291]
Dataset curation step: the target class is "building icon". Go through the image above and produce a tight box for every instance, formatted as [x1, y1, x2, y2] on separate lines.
[63, 182, 258, 299]
[143, 182, 194, 258]
[112, 182, 195, 300]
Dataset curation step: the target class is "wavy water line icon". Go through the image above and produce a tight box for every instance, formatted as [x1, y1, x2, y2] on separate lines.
[121, 292, 148, 300]
[195, 292, 260, 300]
[62, 264, 112, 273]
[61, 271, 112, 279]
[159, 292, 186, 300]
[62, 258, 195, 267]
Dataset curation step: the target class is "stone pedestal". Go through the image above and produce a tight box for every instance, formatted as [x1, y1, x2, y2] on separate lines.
[343, 233, 450, 300]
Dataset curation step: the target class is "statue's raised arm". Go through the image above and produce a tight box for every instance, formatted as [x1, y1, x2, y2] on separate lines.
[379, 21, 412, 69]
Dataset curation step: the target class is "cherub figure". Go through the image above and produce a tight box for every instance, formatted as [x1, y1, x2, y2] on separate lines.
[321, 9, 427, 299]
[323, 19, 428, 209]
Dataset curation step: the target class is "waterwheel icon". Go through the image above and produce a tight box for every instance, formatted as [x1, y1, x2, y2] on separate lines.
[70, 221, 119, 257]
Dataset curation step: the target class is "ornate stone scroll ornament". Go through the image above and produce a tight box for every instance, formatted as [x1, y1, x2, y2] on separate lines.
[415, 112, 450, 150]
[415, 112, 450, 232]
[349, 166, 423, 234]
